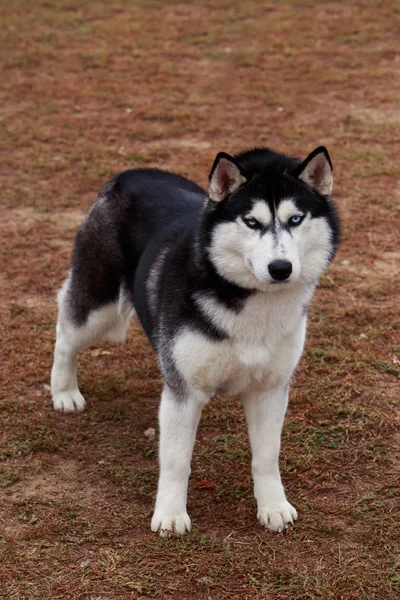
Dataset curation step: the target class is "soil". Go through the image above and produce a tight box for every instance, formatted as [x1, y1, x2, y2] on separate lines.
[1, 1, 399, 598]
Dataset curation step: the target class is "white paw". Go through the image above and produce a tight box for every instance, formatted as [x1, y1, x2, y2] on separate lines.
[257, 501, 298, 532]
[52, 389, 86, 412]
[151, 511, 191, 536]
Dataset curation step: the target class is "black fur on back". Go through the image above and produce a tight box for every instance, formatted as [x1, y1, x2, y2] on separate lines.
[66, 148, 340, 363]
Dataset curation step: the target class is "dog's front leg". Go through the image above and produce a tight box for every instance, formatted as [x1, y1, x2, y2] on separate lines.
[242, 384, 298, 532]
[151, 385, 205, 536]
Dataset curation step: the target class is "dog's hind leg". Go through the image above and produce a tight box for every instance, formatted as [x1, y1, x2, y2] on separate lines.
[51, 277, 134, 412]
[51, 277, 89, 412]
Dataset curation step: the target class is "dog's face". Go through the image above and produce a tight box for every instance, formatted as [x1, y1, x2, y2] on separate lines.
[205, 148, 339, 292]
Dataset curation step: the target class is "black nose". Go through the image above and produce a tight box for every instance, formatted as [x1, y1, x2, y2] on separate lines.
[268, 259, 292, 281]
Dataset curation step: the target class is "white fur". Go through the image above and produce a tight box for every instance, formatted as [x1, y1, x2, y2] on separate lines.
[152, 288, 309, 533]
[276, 198, 302, 223]
[51, 278, 134, 412]
[152, 220, 320, 533]
[151, 386, 208, 536]
[248, 200, 272, 226]
[208, 208, 332, 291]
[243, 386, 298, 531]
[173, 288, 310, 395]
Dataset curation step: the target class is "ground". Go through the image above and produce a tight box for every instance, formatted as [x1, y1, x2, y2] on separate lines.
[0, 1, 399, 598]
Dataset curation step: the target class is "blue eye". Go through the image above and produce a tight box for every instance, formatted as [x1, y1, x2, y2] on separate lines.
[288, 215, 304, 226]
[243, 217, 261, 229]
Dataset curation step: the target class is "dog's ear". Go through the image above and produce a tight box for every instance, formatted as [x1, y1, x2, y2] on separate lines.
[294, 147, 333, 196]
[208, 152, 247, 203]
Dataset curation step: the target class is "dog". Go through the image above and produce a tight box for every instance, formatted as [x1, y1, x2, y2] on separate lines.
[51, 145, 340, 535]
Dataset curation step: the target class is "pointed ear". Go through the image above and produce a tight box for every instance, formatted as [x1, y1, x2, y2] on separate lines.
[208, 152, 247, 203]
[294, 146, 333, 196]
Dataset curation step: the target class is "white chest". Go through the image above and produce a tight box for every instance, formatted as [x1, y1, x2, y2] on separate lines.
[172, 287, 311, 396]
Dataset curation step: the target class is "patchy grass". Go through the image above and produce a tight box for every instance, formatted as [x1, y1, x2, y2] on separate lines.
[1, 0, 399, 598]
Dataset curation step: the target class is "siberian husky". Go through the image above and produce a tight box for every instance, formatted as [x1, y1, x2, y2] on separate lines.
[51, 146, 340, 535]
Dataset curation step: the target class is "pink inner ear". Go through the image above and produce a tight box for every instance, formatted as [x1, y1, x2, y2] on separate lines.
[210, 157, 246, 201]
[298, 150, 332, 195]
[312, 160, 325, 185]
[220, 170, 234, 192]
[215, 159, 239, 194]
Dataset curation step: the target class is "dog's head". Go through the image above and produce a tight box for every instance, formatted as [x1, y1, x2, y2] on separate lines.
[205, 147, 340, 292]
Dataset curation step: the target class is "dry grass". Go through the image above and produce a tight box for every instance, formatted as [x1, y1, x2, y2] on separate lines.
[0, 1, 399, 598]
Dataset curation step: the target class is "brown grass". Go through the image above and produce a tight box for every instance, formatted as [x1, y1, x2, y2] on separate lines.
[0, 1, 399, 598]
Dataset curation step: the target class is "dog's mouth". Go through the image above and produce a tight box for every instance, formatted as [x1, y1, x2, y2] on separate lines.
[270, 280, 290, 284]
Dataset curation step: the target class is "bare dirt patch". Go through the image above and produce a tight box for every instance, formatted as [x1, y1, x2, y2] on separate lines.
[0, 459, 101, 505]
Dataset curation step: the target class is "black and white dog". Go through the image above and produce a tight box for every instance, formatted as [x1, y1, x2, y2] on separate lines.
[51, 146, 340, 535]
